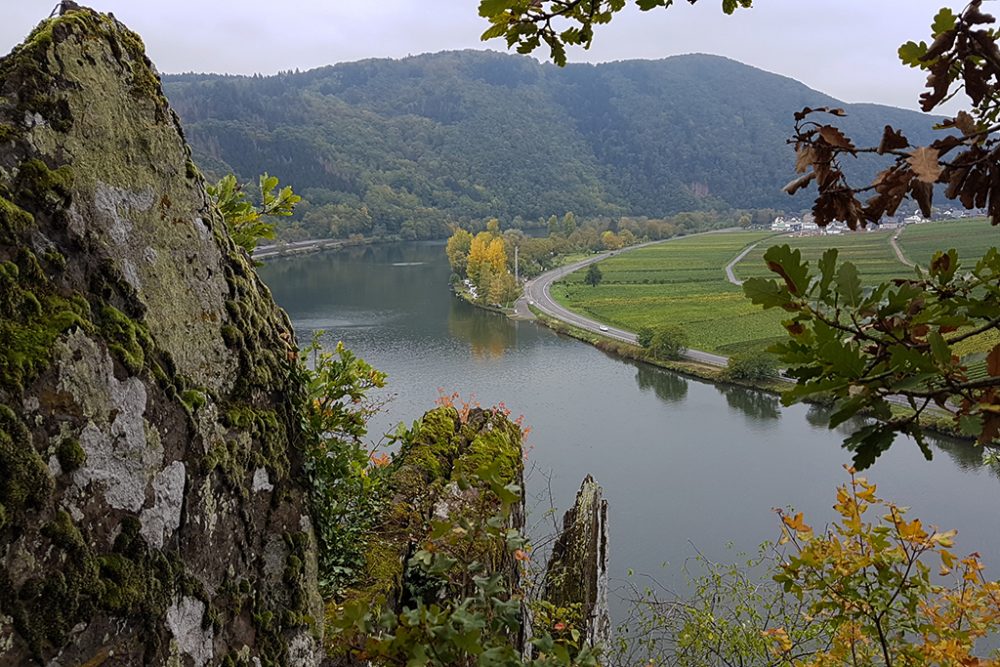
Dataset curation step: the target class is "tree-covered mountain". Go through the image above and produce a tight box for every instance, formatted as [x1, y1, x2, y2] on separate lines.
[162, 51, 943, 240]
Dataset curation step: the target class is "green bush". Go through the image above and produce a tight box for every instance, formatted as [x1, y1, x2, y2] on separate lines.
[723, 353, 777, 382]
[647, 324, 688, 361]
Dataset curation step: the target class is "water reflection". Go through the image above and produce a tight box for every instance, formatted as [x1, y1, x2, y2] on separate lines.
[717, 384, 781, 421]
[634, 364, 688, 403]
[806, 404, 994, 477]
[448, 302, 518, 359]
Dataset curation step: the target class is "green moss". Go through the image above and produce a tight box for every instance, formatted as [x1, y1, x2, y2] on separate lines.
[0, 123, 15, 143]
[180, 388, 207, 412]
[452, 413, 522, 485]
[392, 407, 460, 487]
[9, 510, 101, 657]
[0, 195, 33, 243]
[0, 276, 91, 394]
[55, 437, 85, 473]
[15, 159, 74, 212]
[185, 158, 202, 181]
[0, 404, 53, 522]
[206, 407, 290, 492]
[97, 303, 152, 374]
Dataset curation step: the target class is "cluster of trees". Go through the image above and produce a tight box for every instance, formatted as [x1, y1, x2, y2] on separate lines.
[446, 220, 520, 305]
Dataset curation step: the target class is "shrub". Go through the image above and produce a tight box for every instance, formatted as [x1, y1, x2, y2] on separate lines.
[648, 324, 688, 361]
[723, 352, 778, 382]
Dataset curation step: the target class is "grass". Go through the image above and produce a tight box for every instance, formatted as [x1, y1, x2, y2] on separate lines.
[551, 230, 784, 355]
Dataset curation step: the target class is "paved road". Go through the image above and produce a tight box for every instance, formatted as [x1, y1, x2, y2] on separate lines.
[252, 237, 345, 261]
[724, 241, 765, 286]
[517, 238, 730, 367]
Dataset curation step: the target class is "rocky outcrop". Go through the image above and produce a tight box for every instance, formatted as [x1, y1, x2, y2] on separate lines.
[0, 7, 321, 665]
[327, 406, 526, 662]
[543, 475, 610, 648]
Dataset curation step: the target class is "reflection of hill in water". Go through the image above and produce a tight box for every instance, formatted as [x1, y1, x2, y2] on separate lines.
[448, 303, 518, 360]
[805, 405, 998, 479]
[634, 364, 688, 403]
[717, 384, 781, 421]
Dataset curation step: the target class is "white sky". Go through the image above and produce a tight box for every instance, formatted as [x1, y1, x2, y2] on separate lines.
[0, 1, 975, 112]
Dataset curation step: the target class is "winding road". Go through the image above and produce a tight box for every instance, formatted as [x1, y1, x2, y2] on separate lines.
[516, 237, 730, 367]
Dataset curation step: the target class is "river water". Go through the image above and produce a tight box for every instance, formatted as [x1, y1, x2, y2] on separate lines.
[258, 241, 1000, 615]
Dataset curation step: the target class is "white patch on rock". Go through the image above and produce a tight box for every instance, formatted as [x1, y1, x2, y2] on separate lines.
[140, 461, 186, 549]
[200, 476, 218, 538]
[143, 246, 158, 264]
[22, 396, 39, 413]
[47, 454, 62, 478]
[57, 330, 163, 512]
[166, 596, 214, 667]
[287, 632, 321, 667]
[193, 217, 211, 242]
[252, 467, 273, 493]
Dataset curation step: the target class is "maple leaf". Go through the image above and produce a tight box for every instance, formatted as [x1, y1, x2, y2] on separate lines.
[908, 146, 944, 182]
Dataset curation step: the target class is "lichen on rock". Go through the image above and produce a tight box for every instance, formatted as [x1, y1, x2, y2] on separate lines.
[0, 6, 320, 665]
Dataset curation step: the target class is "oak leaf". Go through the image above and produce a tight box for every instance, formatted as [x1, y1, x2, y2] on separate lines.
[818, 125, 856, 152]
[794, 145, 816, 174]
[877, 125, 909, 154]
[908, 146, 943, 183]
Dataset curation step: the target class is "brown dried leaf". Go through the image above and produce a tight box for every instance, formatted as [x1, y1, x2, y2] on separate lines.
[794, 145, 816, 174]
[955, 110, 978, 137]
[908, 146, 944, 183]
[818, 125, 856, 152]
[877, 126, 909, 154]
[910, 178, 934, 217]
[783, 172, 815, 195]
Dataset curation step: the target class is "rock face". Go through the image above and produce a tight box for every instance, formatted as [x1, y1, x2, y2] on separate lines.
[0, 8, 321, 665]
[543, 475, 610, 648]
[328, 406, 526, 663]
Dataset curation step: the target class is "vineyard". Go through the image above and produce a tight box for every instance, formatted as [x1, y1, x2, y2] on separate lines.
[735, 228, 905, 285]
[897, 218, 995, 267]
[551, 230, 785, 355]
[553, 221, 998, 357]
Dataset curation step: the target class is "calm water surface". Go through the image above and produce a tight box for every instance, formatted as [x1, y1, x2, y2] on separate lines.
[259, 242, 1000, 612]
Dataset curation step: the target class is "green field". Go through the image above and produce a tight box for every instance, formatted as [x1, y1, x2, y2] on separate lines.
[551, 231, 787, 355]
[552, 223, 998, 357]
[735, 228, 907, 286]
[896, 218, 996, 267]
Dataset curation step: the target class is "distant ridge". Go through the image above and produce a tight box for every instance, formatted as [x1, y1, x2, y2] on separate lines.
[163, 51, 941, 239]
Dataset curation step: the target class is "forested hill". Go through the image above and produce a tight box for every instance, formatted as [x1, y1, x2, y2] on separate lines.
[162, 51, 942, 240]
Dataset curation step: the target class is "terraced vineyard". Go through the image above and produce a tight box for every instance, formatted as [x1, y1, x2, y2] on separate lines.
[551, 230, 786, 355]
[735, 228, 907, 285]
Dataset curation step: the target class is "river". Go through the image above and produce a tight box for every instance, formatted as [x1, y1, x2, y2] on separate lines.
[258, 241, 1000, 618]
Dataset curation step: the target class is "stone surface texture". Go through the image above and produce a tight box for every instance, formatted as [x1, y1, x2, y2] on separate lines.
[0, 7, 321, 665]
[543, 475, 611, 648]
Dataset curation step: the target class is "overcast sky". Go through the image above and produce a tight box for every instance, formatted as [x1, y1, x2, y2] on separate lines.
[0, 1, 971, 112]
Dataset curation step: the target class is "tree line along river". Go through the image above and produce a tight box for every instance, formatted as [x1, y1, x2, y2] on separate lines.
[258, 240, 1000, 619]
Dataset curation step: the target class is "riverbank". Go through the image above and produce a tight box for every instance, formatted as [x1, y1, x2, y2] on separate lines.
[530, 306, 972, 442]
